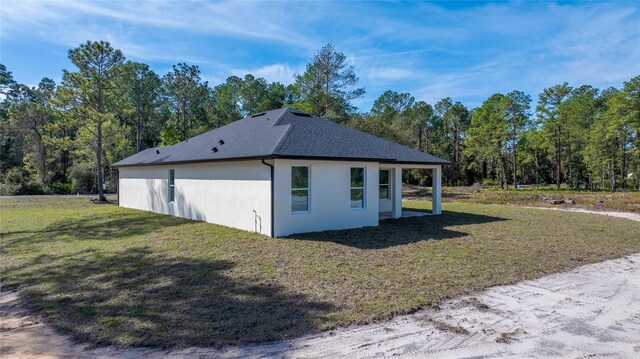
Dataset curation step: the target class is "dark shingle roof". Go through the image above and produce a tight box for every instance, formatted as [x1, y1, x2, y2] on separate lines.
[112, 107, 449, 167]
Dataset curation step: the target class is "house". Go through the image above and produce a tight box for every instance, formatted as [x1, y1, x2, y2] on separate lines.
[112, 107, 449, 237]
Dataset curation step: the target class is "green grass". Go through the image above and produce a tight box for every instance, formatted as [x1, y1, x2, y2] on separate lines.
[1, 197, 639, 348]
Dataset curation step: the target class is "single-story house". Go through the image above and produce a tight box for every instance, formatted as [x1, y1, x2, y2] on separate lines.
[112, 107, 449, 237]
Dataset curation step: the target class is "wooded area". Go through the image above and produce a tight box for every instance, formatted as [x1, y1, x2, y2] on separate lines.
[1, 41, 638, 197]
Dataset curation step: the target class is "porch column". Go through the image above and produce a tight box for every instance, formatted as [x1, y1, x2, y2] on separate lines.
[392, 167, 403, 218]
[432, 166, 442, 215]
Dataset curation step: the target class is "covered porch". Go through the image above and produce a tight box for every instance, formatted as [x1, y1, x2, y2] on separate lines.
[378, 164, 442, 220]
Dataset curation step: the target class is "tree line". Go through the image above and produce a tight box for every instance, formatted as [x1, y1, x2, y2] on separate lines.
[1, 40, 638, 198]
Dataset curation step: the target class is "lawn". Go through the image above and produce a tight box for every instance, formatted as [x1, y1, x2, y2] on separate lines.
[1, 197, 639, 348]
[404, 185, 640, 213]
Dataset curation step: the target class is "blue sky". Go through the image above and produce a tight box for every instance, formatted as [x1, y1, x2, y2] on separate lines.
[1, 1, 639, 111]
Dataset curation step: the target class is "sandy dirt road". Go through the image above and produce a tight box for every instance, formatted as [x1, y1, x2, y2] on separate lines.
[521, 206, 640, 222]
[2, 210, 639, 358]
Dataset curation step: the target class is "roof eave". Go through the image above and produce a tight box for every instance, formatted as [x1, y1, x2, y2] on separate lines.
[269, 154, 392, 163]
[112, 155, 451, 169]
[111, 155, 275, 168]
[380, 160, 451, 166]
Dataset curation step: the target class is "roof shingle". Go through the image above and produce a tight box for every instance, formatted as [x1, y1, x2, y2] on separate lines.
[112, 107, 449, 167]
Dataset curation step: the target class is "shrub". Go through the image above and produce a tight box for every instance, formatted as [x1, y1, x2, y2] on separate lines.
[0, 182, 13, 195]
[105, 176, 118, 193]
[12, 182, 47, 195]
[2, 167, 29, 187]
[0, 167, 47, 195]
[70, 162, 96, 194]
[46, 182, 73, 195]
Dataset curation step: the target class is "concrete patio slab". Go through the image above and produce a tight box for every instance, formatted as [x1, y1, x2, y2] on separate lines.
[379, 210, 432, 220]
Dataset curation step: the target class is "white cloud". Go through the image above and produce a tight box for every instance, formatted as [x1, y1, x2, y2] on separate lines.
[1, 1, 319, 49]
[363, 67, 414, 81]
[1, 1, 293, 71]
[232, 64, 299, 85]
[252, 64, 298, 85]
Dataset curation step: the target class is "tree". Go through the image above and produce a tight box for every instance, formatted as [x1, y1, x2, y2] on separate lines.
[500, 91, 531, 186]
[519, 128, 551, 187]
[8, 78, 58, 182]
[3, 43, 640, 194]
[620, 76, 640, 190]
[371, 90, 415, 124]
[448, 102, 469, 165]
[465, 94, 509, 188]
[238, 74, 289, 115]
[212, 75, 243, 127]
[211, 74, 292, 127]
[588, 79, 640, 191]
[163, 63, 210, 141]
[559, 85, 598, 189]
[0, 64, 15, 97]
[0, 66, 24, 174]
[294, 44, 364, 120]
[54, 41, 125, 201]
[347, 113, 396, 142]
[537, 83, 572, 189]
[404, 101, 435, 153]
[365, 90, 417, 148]
[434, 98, 469, 185]
[119, 62, 162, 152]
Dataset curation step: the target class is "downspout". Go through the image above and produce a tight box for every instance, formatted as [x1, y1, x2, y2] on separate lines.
[261, 159, 275, 237]
[116, 169, 119, 205]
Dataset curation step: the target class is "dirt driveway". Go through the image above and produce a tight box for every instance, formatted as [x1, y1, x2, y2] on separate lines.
[2, 209, 639, 358]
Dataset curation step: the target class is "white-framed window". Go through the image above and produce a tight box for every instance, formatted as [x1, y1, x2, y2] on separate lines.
[168, 169, 175, 202]
[350, 167, 365, 209]
[291, 166, 309, 212]
[379, 169, 390, 199]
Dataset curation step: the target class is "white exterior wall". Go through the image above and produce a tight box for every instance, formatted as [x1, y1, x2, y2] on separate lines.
[118, 160, 271, 235]
[273, 159, 379, 237]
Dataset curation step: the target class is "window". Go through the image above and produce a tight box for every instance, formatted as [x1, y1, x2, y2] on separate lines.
[168, 169, 175, 202]
[350, 167, 365, 208]
[379, 169, 390, 199]
[291, 166, 309, 212]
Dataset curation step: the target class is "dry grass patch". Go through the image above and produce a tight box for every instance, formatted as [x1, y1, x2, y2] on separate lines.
[404, 185, 640, 213]
[1, 197, 639, 348]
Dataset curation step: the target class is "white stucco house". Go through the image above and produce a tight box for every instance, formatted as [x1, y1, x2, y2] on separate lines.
[112, 107, 449, 237]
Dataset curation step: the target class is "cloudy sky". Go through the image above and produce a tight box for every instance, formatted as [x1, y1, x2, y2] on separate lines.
[1, 1, 639, 110]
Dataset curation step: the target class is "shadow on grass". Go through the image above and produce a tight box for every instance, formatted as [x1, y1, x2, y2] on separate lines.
[401, 206, 432, 213]
[290, 210, 507, 249]
[7, 247, 334, 348]
[4, 211, 190, 242]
